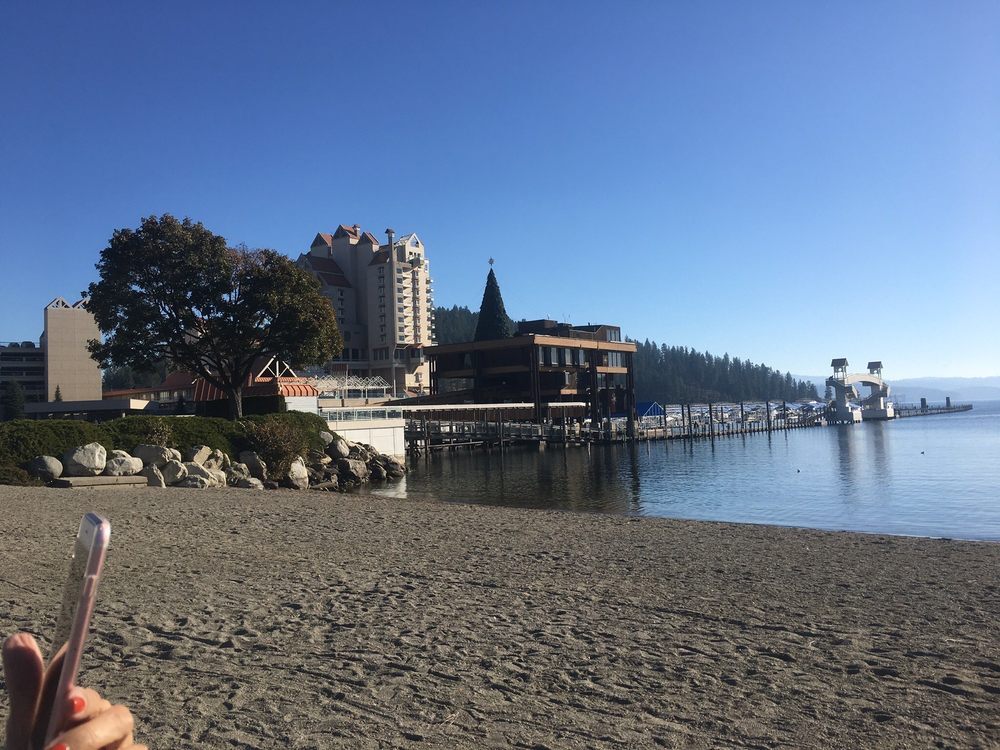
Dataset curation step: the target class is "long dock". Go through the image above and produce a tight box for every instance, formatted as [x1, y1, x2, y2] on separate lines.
[404, 401, 825, 453]
[895, 403, 973, 418]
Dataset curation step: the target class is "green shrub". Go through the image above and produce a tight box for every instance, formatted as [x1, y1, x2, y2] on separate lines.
[0, 413, 329, 475]
[237, 417, 311, 477]
[100, 416, 175, 453]
[0, 420, 110, 467]
[0, 465, 42, 486]
[169, 417, 243, 457]
[101, 415, 242, 456]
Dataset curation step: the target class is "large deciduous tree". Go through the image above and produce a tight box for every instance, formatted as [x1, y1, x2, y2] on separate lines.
[86, 214, 342, 419]
[474, 269, 515, 341]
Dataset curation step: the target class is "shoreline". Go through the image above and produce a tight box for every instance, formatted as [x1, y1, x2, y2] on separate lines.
[375, 485, 1000, 544]
[1, 486, 997, 748]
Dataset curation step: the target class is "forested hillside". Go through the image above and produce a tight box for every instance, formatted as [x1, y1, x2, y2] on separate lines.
[633, 340, 819, 404]
[434, 305, 479, 344]
[432, 307, 818, 403]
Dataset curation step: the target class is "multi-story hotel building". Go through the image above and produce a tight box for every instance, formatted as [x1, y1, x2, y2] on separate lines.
[297, 224, 435, 396]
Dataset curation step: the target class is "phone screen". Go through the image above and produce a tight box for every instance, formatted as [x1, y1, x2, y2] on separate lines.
[50, 532, 92, 660]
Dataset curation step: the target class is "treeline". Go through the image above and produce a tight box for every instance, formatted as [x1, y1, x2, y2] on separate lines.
[432, 307, 816, 402]
[633, 340, 819, 404]
[434, 305, 479, 344]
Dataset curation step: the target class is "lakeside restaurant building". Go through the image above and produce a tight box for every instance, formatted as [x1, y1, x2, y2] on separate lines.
[422, 320, 637, 425]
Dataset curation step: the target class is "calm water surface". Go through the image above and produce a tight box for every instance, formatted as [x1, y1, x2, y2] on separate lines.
[372, 401, 1000, 540]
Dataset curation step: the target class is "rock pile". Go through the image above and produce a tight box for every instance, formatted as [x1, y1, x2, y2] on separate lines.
[26, 433, 405, 492]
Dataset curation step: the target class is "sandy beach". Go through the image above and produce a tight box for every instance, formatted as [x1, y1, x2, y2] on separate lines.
[0, 486, 997, 749]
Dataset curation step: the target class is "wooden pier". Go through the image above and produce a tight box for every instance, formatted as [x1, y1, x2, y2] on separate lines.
[404, 401, 825, 453]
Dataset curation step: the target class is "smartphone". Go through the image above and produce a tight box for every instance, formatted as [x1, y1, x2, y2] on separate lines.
[44, 513, 111, 745]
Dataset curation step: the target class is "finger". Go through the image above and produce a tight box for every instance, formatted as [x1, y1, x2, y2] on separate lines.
[2, 633, 44, 750]
[46, 703, 134, 750]
[33, 645, 67, 748]
[105, 729, 134, 749]
[61, 686, 109, 727]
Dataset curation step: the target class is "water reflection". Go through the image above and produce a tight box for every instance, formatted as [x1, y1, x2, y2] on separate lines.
[835, 426, 855, 493]
[373, 403, 1000, 539]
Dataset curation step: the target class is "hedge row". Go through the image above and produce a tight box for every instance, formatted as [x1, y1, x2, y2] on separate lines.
[0, 412, 334, 483]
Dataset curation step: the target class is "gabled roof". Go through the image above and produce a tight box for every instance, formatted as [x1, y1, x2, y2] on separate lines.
[333, 224, 361, 240]
[160, 370, 198, 389]
[299, 254, 352, 287]
[368, 249, 390, 266]
[360, 231, 380, 245]
[312, 232, 334, 248]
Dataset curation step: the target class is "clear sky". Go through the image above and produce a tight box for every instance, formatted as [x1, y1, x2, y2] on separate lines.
[1, 1, 997, 379]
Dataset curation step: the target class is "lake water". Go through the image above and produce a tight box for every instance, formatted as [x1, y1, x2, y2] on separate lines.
[372, 401, 1000, 540]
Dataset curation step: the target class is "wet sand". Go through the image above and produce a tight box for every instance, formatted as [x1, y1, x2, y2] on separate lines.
[0, 486, 997, 749]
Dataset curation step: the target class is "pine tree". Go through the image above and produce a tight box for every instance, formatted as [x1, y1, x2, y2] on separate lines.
[824, 384, 833, 402]
[473, 268, 515, 341]
[54, 385, 63, 402]
[0, 381, 26, 421]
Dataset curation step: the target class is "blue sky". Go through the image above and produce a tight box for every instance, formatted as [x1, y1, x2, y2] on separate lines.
[1, 1, 997, 378]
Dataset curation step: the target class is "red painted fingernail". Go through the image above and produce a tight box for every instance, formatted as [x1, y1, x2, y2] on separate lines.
[50, 743, 69, 750]
[70, 695, 86, 714]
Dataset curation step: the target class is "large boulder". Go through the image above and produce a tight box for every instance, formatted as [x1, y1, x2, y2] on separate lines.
[185, 445, 212, 465]
[337, 458, 369, 483]
[226, 463, 250, 487]
[161, 460, 187, 486]
[133, 444, 173, 468]
[376, 454, 406, 478]
[207, 468, 228, 488]
[238, 451, 267, 481]
[236, 477, 264, 490]
[370, 464, 387, 482]
[62, 443, 107, 477]
[318, 431, 335, 446]
[325, 439, 350, 460]
[177, 475, 211, 489]
[109, 449, 133, 461]
[203, 449, 226, 471]
[286, 457, 309, 490]
[166, 448, 183, 463]
[103, 456, 144, 476]
[27, 456, 62, 482]
[140, 464, 165, 488]
[183, 462, 216, 485]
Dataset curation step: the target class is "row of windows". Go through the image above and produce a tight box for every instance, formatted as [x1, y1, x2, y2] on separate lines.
[539, 348, 624, 368]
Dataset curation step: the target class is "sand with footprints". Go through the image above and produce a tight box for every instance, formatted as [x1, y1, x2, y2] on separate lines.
[1, 486, 997, 748]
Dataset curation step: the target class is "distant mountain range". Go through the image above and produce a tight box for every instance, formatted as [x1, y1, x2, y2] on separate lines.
[795, 375, 1000, 403]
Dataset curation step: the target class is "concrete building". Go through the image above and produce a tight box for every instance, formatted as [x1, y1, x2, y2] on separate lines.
[41, 297, 102, 401]
[1, 297, 102, 408]
[297, 224, 435, 397]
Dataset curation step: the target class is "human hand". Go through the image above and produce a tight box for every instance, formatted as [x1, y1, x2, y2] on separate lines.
[3, 633, 146, 750]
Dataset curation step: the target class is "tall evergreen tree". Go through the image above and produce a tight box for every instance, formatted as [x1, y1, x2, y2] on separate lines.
[0, 381, 26, 421]
[54, 385, 63, 402]
[473, 268, 515, 341]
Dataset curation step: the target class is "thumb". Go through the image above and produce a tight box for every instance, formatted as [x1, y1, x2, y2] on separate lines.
[2, 633, 44, 750]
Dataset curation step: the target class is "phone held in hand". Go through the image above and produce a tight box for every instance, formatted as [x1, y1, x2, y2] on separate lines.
[45, 513, 111, 745]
